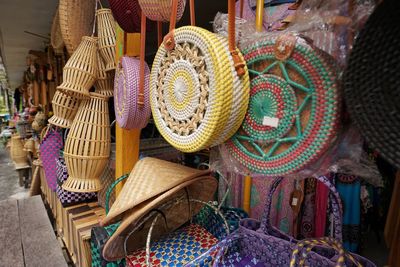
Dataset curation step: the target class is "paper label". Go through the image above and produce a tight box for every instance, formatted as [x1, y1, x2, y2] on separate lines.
[263, 116, 280, 128]
[291, 197, 298, 206]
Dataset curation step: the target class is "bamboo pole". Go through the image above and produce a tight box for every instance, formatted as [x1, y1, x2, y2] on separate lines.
[115, 26, 141, 195]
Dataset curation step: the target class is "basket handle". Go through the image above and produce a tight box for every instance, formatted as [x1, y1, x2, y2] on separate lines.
[105, 174, 129, 214]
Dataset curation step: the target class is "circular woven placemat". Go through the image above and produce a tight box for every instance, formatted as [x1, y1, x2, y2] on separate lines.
[344, 0, 400, 169]
[225, 35, 339, 176]
[59, 0, 96, 55]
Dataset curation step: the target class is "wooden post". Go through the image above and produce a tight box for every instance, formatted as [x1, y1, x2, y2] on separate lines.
[115, 26, 141, 195]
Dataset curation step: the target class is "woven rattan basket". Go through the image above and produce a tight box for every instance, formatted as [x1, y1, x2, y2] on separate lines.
[59, 0, 96, 55]
[49, 89, 81, 129]
[108, 0, 142, 33]
[51, 7, 65, 54]
[344, 0, 400, 169]
[94, 51, 114, 97]
[224, 34, 339, 176]
[10, 135, 29, 169]
[150, 0, 250, 153]
[138, 0, 187, 22]
[57, 36, 98, 99]
[96, 8, 117, 71]
[63, 92, 111, 193]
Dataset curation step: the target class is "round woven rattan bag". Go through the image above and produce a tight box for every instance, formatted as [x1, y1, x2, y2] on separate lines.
[138, 0, 186, 22]
[344, 0, 400, 169]
[150, 0, 250, 153]
[224, 34, 339, 176]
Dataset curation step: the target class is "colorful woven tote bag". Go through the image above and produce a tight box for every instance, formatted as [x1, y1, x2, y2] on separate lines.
[191, 176, 376, 266]
[56, 156, 97, 207]
[91, 175, 129, 267]
[39, 127, 64, 191]
[150, 0, 250, 153]
[114, 12, 151, 129]
[223, 33, 339, 176]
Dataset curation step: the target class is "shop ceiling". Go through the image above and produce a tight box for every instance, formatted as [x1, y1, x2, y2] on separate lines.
[0, 0, 58, 90]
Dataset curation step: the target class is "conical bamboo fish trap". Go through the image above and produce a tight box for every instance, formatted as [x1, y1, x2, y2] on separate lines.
[57, 36, 98, 99]
[96, 8, 117, 71]
[63, 92, 111, 193]
[49, 89, 81, 129]
[94, 51, 114, 97]
[10, 135, 29, 169]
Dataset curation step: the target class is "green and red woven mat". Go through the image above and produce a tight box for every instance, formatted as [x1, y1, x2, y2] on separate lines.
[225, 34, 339, 176]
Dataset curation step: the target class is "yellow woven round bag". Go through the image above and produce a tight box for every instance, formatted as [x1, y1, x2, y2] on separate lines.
[150, 0, 250, 153]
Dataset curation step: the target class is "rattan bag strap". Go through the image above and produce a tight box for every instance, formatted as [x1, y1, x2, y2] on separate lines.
[137, 10, 147, 108]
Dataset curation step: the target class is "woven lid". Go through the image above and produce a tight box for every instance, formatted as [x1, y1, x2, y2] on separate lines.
[50, 7, 64, 52]
[343, 0, 400, 169]
[59, 0, 96, 55]
[101, 157, 213, 226]
[225, 34, 339, 176]
[114, 56, 151, 129]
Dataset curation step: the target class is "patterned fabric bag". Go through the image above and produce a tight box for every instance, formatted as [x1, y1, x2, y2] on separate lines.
[56, 156, 97, 207]
[191, 176, 376, 266]
[126, 201, 248, 266]
[91, 175, 129, 267]
[39, 128, 64, 191]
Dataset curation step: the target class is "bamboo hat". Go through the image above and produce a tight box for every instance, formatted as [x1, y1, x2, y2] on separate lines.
[100, 157, 217, 260]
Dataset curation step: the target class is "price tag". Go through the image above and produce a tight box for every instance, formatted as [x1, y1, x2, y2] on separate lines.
[263, 116, 280, 128]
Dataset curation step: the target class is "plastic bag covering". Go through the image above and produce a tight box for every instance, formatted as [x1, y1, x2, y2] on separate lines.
[212, 122, 383, 186]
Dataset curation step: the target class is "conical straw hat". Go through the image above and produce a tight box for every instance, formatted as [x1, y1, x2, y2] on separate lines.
[101, 158, 217, 260]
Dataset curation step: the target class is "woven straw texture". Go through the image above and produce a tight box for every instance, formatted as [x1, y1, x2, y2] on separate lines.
[58, 36, 98, 99]
[59, 0, 96, 55]
[63, 93, 111, 193]
[114, 56, 151, 129]
[225, 34, 339, 176]
[108, 0, 142, 33]
[10, 135, 29, 168]
[150, 26, 250, 153]
[40, 129, 64, 191]
[138, 0, 186, 22]
[96, 8, 117, 71]
[50, 7, 64, 53]
[95, 51, 115, 97]
[49, 89, 81, 129]
[343, 0, 400, 169]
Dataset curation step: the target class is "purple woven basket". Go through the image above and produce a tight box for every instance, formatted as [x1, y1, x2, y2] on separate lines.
[39, 129, 63, 191]
[56, 157, 97, 207]
[114, 56, 151, 129]
[191, 176, 376, 267]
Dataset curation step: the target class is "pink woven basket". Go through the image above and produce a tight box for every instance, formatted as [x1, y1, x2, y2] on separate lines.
[114, 57, 151, 129]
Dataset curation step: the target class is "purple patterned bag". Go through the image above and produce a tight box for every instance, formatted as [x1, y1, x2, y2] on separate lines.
[189, 176, 376, 266]
[56, 157, 97, 207]
[39, 128, 64, 191]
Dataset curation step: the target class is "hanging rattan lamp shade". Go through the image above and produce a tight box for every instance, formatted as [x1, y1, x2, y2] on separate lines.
[95, 51, 115, 97]
[50, 7, 64, 54]
[150, 26, 250, 153]
[63, 92, 111, 193]
[59, 0, 96, 55]
[343, 0, 400, 169]
[49, 89, 81, 129]
[224, 34, 339, 176]
[57, 36, 98, 99]
[96, 8, 117, 71]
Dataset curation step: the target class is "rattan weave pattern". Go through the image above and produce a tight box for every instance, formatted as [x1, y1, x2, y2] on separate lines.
[138, 0, 186, 22]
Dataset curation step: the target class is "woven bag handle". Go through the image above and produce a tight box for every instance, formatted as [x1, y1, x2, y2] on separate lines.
[260, 176, 343, 241]
[290, 237, 363, 267]
[144, 198, 230, 266]
[104, 174, 129, 214]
